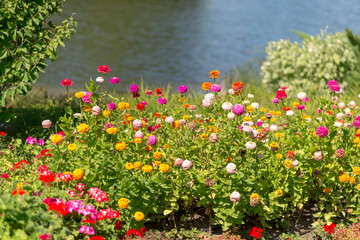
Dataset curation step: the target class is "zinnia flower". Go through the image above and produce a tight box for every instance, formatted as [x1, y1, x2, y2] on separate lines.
[61, 79, 73, 87]
[178, 85, 187, 94]
[182, 160, 192, 170]
[209, 70, 220, 78]
[276, 90, 287, 100]
[98, 65, 110, 73]
[316, 126, 328, 138]
[210, 84, 221, 92]
[110, 77, 119, 84]
[158, 98, 167, 105]
[129, 84, 139, 93]
[230, 191, 241, 202]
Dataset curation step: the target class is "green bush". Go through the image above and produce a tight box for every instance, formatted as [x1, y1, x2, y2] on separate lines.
[0, 0, 76, 106]
[261, 29, 356, 95]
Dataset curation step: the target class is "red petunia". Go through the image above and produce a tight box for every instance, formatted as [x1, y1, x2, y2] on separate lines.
[249, 227, 263, 239]
[323, 222, 336, 234]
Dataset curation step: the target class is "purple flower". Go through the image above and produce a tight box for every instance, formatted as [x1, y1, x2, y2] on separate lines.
[107, 103, 116, 111]
[232, 104, 244, 115]
[316, 126, 328, 138]
[147, 135, 157, 146]
[26, 136, 37, 145]
[272, 98, 279, 104]
[210, 84, 221, 93]
[178, 85, 188, 94]
[257, 121, 263, 127]
[158, 98, 167, 105]
[140, 101, 148, 106]
[110, 77, 119, 84]
[129, 84, 139, 93]
[79, 225, 95, 235]
[38, 139, 45, 146]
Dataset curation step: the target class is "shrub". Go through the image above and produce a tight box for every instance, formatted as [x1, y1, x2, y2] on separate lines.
[261, 29, 356, 95]
[0, 0, 76, 106]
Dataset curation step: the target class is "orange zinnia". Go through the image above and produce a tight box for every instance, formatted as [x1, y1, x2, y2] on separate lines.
[202, 82, 212, 90]
[153, 112, 161, 118]
[183, 104, 190, 108]
[209, 70, 220, 78]
[232, 82, 244, 92]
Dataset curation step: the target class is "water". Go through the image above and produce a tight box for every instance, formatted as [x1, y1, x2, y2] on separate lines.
[37, 0, 360, 93]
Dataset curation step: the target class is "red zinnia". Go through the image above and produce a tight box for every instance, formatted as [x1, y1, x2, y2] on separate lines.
[249, 227, 263, 239]
[323, 222, 336, 234]
[136, 104, 145, 111]
[98, 65, 111, 74]
[0, 131, 5, 136]
[282, 106, 290, 111]
[276, 90, 287, 100]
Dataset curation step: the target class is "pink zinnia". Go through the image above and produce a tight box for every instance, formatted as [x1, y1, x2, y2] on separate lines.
[61, 79, 73, 87]
[210, 84, 221, 92]
[272, 98, 279, 104]
[129, 84, 139, 93]
[110, 77, 119, 84]
[158, 98, 167, 105]
[316, 126, 328, 138]
[280, 86, 288, 90]
[296, 105, 305, 110]
[327, 80, 338, 86]
[329, 84, 340, 92]
[232, 104, 244, 115]
[107, 103, 116, 111]
[178, 85, 187, 94]
[302, 97, 309, 102]
[98, 65, 110, 74]
[147, 135, 157, 146]
[145, 90, 153, 95]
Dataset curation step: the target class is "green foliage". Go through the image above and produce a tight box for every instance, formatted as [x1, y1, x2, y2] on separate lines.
[261, 29, 356, 95]
[0, 194, 73, 240]
[0, 0, 76, 106]
[345, 28, 360, 95]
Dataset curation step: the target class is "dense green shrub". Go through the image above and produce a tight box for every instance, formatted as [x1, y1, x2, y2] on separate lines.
[261, 29, 356, 95]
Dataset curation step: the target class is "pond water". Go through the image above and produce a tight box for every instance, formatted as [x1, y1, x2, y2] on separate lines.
[37, 0, 360, 93]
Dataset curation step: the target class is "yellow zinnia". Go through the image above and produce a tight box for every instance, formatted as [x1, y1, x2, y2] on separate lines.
[78, 123, 89, 134]
[118, 198, 129, 209]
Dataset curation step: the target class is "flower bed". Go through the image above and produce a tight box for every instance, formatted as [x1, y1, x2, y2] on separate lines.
[1, 66, 360, 239]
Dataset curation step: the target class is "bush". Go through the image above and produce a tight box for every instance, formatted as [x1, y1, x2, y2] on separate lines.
[0, 0, 76, 106]
[261, 29, 356, 95]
